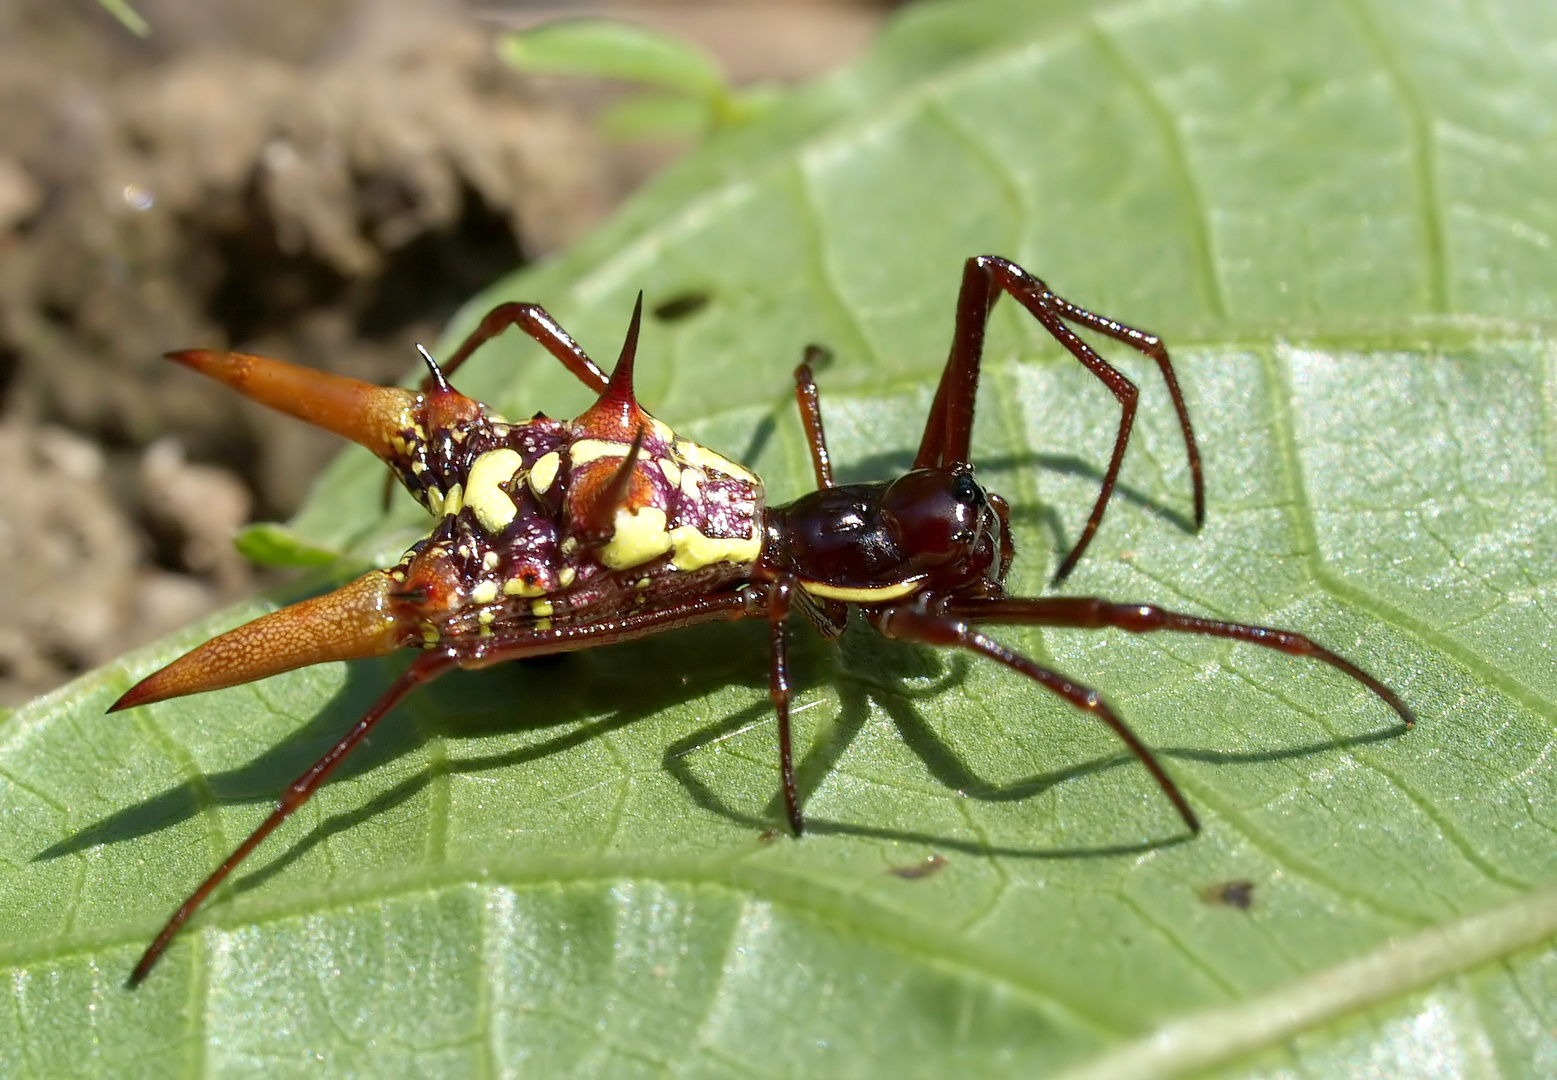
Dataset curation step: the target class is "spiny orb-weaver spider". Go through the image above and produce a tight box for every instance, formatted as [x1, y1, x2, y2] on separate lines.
[113, 255, 1414, 984]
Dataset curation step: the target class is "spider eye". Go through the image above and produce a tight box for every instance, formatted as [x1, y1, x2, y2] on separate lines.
[951, 471, 981, 506]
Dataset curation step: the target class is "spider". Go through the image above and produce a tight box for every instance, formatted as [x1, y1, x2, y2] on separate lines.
[112, 255, 1413, 983]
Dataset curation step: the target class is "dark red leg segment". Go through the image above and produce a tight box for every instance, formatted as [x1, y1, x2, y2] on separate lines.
[1046, 296, 1204, 529]
[765, 577, 804, 834]
[384, 302, 615, 508]
[914, 256, 1205, 581]
[873, 603, 1199, 832]
[945, 596, 1415, 729]
[464, 587, 799, 836]
[433, 301, 610, 393]
[129, 650, 458, 986]
[793, 345, 835, 490]
[915, 258, 997, 473]
[986, 492, 1016, 583]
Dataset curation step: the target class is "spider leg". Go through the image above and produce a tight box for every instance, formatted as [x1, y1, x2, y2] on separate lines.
[378, 301, 615, 509]
[986, 491, 1016, 583]
[793, 345, 835, 490]
[130, 589, 764, 987]
[943, 596, 1415, 729]
[871, 603, 1199, 833]
[914, 258, 998, 472]
[764, 576, 805, 834]
[435, 301, 609, 393]
[915, 255, 1204, 582]
[465, 592, 761, 669]
[1044, 295, 1204, 529]
[128, 650, 457, 986]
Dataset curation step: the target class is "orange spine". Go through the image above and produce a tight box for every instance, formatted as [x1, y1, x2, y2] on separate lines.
[167, 349, 421, 461]
[110, 572, 414, 711]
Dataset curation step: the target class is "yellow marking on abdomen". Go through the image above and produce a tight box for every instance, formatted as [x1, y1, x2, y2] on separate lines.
[679, 467, 703, 501]
[647, 416, 677, 446]
[571, 439, 631, 466]
[669, 524, 761, 571]
[427, 482, 463, 518]
[529, 451, 560, 496]
[503, 575, 547, 597]
[673, 438, 756, 483]
[799, 577, 928, 603]
[465, 448, 523, 533]
[599, 506, 672, 570]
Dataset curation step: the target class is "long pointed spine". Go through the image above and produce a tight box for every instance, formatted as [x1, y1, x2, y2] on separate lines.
[110, 572, 414, 711]
[576, 293, 645, 436]
[168, 350, 419, 462]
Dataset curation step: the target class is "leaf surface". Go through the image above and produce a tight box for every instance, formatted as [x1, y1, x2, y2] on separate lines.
[6, 0, 1557, 1076]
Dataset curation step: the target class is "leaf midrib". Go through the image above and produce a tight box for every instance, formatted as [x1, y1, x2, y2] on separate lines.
[1056, 879, 1557, 1080]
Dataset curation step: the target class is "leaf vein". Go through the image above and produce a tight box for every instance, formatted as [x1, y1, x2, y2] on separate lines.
[1336, 0, 1449, 313]
[789, 162, 880, 370]
[1088, 18, 1227, 321]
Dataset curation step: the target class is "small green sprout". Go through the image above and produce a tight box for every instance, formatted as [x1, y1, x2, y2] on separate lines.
[98, 0, 149, 37]
[497, 19, 778, 140]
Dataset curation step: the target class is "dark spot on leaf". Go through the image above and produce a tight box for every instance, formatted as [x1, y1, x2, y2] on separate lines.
[757, 828, 782, 844]
[1201, 879, 1255, 909]
[652, 291, 711, 322]
[888, 854, 948, 880]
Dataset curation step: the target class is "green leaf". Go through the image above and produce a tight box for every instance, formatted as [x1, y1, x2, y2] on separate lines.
[9, 0, 1557, 1075]
[96, 0, 149, 37]
[497, 19, 728, 102]
[232, 522, 341, 569]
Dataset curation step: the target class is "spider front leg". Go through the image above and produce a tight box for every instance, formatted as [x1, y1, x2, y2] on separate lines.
[871, 602, 1200, 832]
[916, 255, 1205, 581]
[943, 596, 1415, 728]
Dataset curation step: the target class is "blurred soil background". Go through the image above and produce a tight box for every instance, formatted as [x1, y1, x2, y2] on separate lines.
[0, 0, 890, 705]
